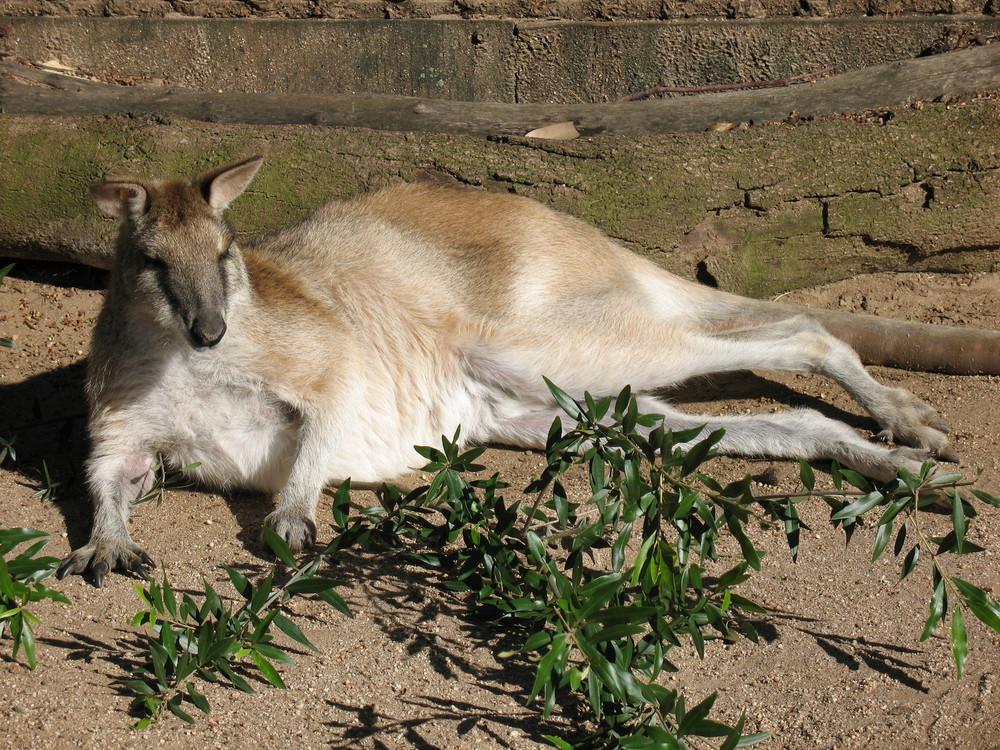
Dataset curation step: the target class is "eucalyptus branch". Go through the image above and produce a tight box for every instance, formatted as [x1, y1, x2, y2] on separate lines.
[121, 529, 349, 728]
[267, 383, 997, 748]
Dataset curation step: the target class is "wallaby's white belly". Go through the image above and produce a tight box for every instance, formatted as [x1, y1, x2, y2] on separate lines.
[129, 351, 299, 493]
[320, 375, 513, 483]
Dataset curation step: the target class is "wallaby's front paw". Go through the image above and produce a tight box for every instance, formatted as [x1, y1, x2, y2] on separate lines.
[57, 541, 156, 588]
[262, 510, 316, 552]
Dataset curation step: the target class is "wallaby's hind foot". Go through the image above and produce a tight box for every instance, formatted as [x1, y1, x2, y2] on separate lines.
[874, 387, 957, 463]
[861, 446, 937, 484]
[56, 540, 156, 588]
[263, 509, 317, 552]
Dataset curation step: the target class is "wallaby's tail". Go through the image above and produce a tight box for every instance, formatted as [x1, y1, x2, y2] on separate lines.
[690, 284, 1000, 375]
[788, 304, 1000, 376]
[736, 298, 1000, 375]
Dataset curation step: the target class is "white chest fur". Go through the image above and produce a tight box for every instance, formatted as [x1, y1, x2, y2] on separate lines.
[113, 344, 300, 494]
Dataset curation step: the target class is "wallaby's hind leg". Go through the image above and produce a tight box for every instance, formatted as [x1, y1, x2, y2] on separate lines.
[660, 313, 955, 461]
[499, 310, 954, 463]
[499, 271, 952, 461]
[483, 397, 932, 484]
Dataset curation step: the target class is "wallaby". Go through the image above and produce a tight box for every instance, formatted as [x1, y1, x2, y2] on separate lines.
[58, 156, 955, 586]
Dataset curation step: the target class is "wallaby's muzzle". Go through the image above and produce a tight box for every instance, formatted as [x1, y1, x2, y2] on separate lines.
[189, 314, 227, 348]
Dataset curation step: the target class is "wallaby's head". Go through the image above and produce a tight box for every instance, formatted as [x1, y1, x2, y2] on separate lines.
[91, 156, 263, 349]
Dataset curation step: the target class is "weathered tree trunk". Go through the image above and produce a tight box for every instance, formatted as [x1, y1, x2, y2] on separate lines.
[1, 106, 1000, 374]
[3, 45, 1000, 135]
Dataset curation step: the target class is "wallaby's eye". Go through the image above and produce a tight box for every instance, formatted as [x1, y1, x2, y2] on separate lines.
[142, 254, 167, 271]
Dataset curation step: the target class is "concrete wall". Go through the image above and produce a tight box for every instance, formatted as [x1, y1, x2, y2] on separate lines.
[3, 16, 1000, 101]
[0, 0, 996, 20]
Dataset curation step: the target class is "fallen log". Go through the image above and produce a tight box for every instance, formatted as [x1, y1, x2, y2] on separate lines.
[2, 108, 1000, 375]
[3, 43, 1000, 135]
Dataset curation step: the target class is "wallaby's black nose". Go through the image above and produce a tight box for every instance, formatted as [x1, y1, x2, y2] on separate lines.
[190, 317, 227, 348]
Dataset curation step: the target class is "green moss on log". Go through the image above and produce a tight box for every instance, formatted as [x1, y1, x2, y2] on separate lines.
[1, 103, 999, 296]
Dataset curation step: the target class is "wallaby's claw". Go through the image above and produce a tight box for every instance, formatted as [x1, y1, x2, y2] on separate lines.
[878, 426, 960, 467]
[57, 542, 157, 588]
[92, 561, 109, 589]
[138, 549, 156, 570]
[263, 511, 317, 552]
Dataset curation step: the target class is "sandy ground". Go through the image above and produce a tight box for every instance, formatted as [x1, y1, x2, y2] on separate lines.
[0, 262, 998, 749]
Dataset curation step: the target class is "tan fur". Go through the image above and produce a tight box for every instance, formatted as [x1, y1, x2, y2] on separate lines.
[60, 157, 954, 586]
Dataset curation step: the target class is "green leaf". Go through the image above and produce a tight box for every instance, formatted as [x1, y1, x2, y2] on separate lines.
[251, 650, 287, 689]
[583, 648, 646, 705]
[631, 533, 658, 585]
[248, 573, 273, 614]
[735, 732, 772, 747]
[725, 516, 761, 572]
[262, 527, 298, 567]
[872, 520, 894, 563]
[167, 694, 195, 724]
[542, 737, 576, 750]
[121, 678, 157, 695]
[285, 577, 343, 595]
[798, 460, 815, 492]
[687, 618, 705, 659]
[783, 499, 800, 562]
[218, 662, 255, 694]
[970, 489, 1000, 508]
[544, 378, 582, 420]
[926, 473, 963, 487]
[678, 691, 717, 734]
[830, 491, 884, 521]
[951, 607, 968, 679]
[315, 588, 353, 618]
[577, 573, 626, 622]
[252, 642, 294, 665]
[17, 616, 37, 669]
[681, 429, 723, 477]
[951, 577, 1000, 634]
[951, 489, 967, 550]
[0, 528, 48, 550]
[893, 523, 908, 557]
[273, 613, 318, 652]
[201, 634, 238, 666]
[877, 495, 911, 527]
[224, 567, 251, 599]
[162, 575, 178, 619]
[900, 545, 920, 580]
[526, 531, 547, 566]
[527, 633, 567, 705]
[186, 682, 211, 714]
[590, 623, 646, 643]
[961, 597, 1000, 636]
[522, 630, 552, 653]
[920, 572, 947, 641]
[149, 640, 171, 687]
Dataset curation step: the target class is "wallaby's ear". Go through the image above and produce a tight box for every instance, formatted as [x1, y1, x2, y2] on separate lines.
[199, 156, 264, 210]
[91, 182, 149, 221]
